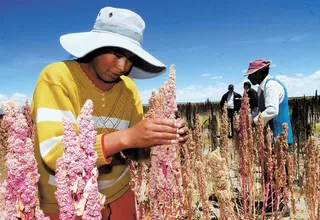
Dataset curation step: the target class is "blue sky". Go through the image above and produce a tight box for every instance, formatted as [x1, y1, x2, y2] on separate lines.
[1, 0, 320, 105]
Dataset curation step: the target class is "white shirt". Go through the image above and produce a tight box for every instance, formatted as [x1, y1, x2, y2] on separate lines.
[253, 75, 285, 126]
[227, 92, 234, 109]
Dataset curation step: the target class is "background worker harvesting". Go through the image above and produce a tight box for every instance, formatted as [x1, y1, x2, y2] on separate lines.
[245, 59, 293, 145]
[245, 58, 293, 217]
[31, 6, 189, 219]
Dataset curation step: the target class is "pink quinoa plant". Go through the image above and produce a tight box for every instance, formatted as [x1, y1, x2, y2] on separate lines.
[193, 115, 203, 161]
[55, 99, 105, 219]
[2, 100, 48, 220]
[128, 65, 185, 220]
[193, 115, 210, 220]
[195, 160, 210, 220]
[303, 136, 319, 219]
[272, 124, 290, 219]
[129, 160, 150, 220]
[220, 103, 229, 160]
[286, 152, 297, 218]
[128, 91, 157, 220]
[147, 65, 184, 220]
[237, 91, 253, 219]
[208, 149, 237, 220]
[180, 134, 195, 220]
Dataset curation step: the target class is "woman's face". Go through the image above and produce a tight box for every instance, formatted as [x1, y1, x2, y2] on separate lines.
[90, 47, 136, 83]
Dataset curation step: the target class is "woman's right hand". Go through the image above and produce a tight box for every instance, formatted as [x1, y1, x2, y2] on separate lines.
[125, 118, 181, 148]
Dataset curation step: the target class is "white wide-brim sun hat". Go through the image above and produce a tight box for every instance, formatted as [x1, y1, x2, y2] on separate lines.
[60, 7, 166, 79]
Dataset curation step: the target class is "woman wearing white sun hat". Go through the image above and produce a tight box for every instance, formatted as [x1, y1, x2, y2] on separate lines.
[31, 6, 189, 219]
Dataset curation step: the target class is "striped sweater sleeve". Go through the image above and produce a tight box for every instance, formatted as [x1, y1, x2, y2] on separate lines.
[31, 79, 110, 171]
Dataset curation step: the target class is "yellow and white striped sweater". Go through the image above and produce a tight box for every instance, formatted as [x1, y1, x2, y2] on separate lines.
[30, 60, 143, 214]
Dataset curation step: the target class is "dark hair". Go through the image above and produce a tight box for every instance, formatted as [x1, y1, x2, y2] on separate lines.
[72, 46, 164, 74]
[76, 47, 118, 63]
[244, 81, 251, 88]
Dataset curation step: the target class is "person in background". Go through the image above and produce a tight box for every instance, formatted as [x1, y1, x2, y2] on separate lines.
[219, 84, 242, 138]
[31, 6, 189, 219]
[243, 81, 258, 115]
[245, 58, 293, 217]
[245, 59, 293, 145]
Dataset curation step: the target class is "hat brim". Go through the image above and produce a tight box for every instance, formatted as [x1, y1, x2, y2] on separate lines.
[244, 63, 271, 76]
[60, 31, 166, 79]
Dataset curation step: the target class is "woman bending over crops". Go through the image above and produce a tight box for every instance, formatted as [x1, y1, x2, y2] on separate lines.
[30, 6, 189, 219]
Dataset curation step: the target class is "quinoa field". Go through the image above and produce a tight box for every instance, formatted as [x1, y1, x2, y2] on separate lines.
[0, 65, 319, 219]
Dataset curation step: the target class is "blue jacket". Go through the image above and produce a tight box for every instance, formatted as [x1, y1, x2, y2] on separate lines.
[265, 77, 294, 144]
